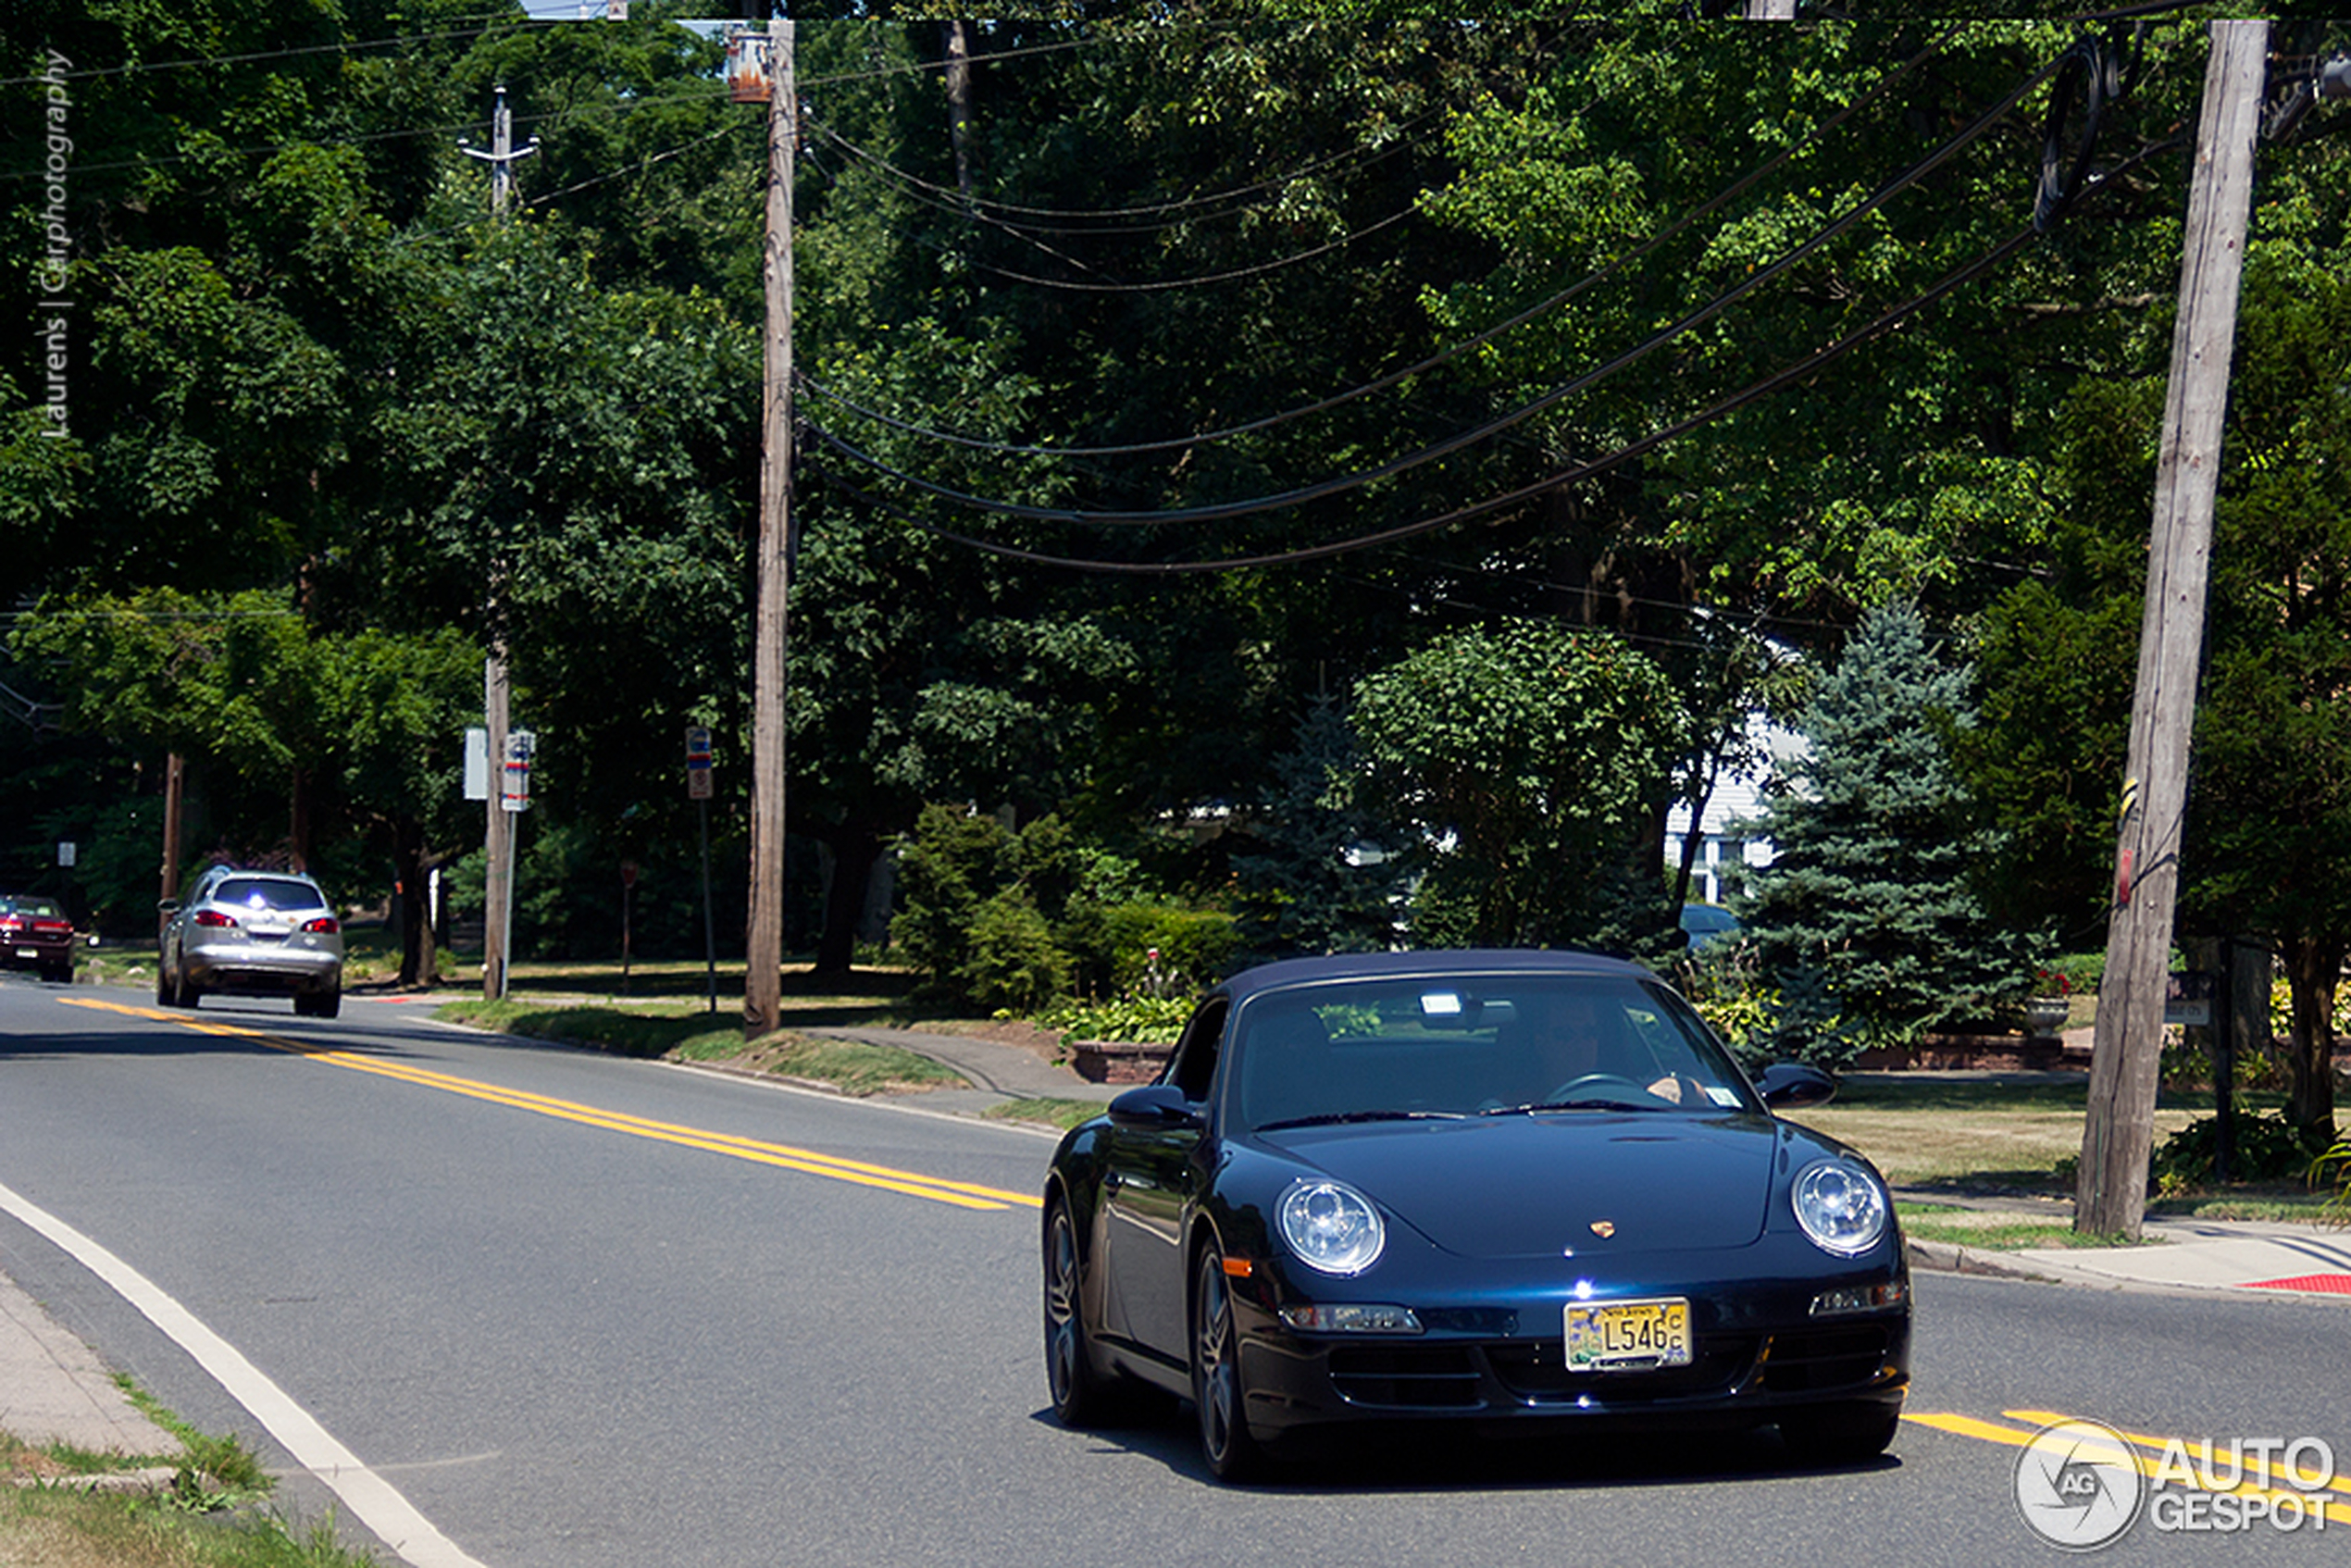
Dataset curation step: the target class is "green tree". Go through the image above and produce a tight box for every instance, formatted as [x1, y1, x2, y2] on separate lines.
[1351, 620, 1683, 949]
[10, 591, 479, 977]
[1742, 600, 2030, 1064]
[1231, 695, 1404, 962]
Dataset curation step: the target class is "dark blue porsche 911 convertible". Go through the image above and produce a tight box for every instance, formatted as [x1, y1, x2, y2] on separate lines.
[1041, 949, 1910, 1480]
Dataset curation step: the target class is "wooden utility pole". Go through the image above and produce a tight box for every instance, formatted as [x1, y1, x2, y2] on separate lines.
[743, 17, 795, 1039]
[460, 83, 538, 1002]
[482, 653, 512, 998]
[157, 752, 184, 914]
[2075, 19, 2269, 1239]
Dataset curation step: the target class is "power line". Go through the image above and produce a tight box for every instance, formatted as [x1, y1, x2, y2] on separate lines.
[0, 13, 524, 87]
[840, 221, 2044, 576]
[807, 106, 1436, 231]
[805, 41, 2065, 532]
[794, 21, 1961, 462]
[857, 111, 2190, 577]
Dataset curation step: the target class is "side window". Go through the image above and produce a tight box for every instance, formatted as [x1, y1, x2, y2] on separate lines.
[1162, 997, 1229, 1103]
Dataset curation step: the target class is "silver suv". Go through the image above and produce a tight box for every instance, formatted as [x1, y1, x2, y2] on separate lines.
[158, 867, 345, 1017]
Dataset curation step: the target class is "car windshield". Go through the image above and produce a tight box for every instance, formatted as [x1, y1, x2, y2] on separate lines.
[6, 898, 64, 917]
[1235, 974, 1759, 1132]
[210, 877, 326, 913]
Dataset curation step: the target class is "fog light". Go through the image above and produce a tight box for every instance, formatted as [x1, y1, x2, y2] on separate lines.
[1279, 1302, 1424, 1334]
[1809, 1281, 1907, 1317]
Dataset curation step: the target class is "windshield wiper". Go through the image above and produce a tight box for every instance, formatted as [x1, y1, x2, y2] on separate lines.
[1258, 1109, 1464, 1131]
[1478, 1097, 1667, 1116]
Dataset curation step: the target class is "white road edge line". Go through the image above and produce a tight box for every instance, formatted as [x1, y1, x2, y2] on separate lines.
[0, 1178, 490, 1568]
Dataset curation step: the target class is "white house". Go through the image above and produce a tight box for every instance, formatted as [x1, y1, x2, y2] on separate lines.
[1665, 713, 1806, 906]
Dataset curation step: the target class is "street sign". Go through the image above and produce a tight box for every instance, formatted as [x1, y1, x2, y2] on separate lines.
[686, 725, 714, 798]
[2165, 970, 2214, 1027]
[502, 728, 536, 814]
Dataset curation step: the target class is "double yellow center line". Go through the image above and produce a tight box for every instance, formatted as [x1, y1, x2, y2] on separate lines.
[65, 999, 1041, 1213]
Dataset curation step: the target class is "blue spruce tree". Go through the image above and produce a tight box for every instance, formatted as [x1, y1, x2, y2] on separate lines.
[1744, 601, 2031, 1065]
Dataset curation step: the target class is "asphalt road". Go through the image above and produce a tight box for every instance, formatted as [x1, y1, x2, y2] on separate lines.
[3, 975, 2345, 1568]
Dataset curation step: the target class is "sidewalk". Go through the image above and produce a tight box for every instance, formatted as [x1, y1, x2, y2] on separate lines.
[1909, 1207, 2351, 1300]
[802, 1025, 1124, 1118]
[0, 1270, 175, 1457]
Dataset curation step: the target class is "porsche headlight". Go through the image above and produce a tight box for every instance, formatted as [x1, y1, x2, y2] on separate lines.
[1277, 1179, 1386, 1276]
[1792, 1160, 1888, 1257]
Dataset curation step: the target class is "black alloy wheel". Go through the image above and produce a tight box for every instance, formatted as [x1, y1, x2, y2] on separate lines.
[1043, 1200, 1111, 1426]
[1191, 1246, 1269, 1481]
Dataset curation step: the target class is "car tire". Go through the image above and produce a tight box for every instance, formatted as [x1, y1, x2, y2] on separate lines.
[1191, 1245, 1271, 1482]
[1043, 1199, 1128, 1428]
[156, 964, 172, 1005]
[42, 962, 70, 984]
[1778, 1403, 1900, 1463]
[295, 988, 342, 1020]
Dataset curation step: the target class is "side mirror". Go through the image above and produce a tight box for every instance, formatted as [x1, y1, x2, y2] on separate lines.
[1756, 1061, 1836, 1111]
[156, 899, 180, 917]
[1107, 1083, 1202, 1130]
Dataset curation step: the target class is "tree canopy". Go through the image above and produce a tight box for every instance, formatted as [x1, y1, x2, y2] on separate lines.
[4, 6, 2348, 1068]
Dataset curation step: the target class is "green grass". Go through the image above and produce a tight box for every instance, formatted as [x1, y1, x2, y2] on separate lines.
[436, 998, 744, 1059]
[1897, 1202, 2146, 1251]
[433, 997, 969, 1098]
[981, 1096, 1107, 1131]
[0, 1482, 379, 1568]
[2, 1390, 378, 1567]
[709, 1033, 968, 1096]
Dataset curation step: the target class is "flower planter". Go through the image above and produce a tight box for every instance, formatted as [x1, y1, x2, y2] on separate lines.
[1070, 1039, 1174, 1085]
[2023, 997, 2072, 1039]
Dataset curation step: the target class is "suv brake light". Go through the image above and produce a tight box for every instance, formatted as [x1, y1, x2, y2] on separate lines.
[193, 909, 237, 927]
[301, 915, 340, 934]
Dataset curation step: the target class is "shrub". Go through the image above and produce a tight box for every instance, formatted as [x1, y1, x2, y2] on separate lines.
[1036, 994, 1193, 1045]
[957, 890, 1070, 1014]
[1674, 940, 1780, 1064]
[2319, 1133, 2351, 1223]
[1062, 900, 1238, 998]
[2149, 1111, 2332, 1195]
[2040, 952, 2106, 995]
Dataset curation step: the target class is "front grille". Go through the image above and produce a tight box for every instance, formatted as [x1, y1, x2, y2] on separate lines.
[1487, 1337, 1758, 1403]
[1327, 1335, 1761, 1411]
[1327, 1344, 1482, 1409]
[1759, 1325, 1891, 1392]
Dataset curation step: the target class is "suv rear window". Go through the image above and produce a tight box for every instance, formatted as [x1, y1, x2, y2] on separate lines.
[212, 877, 327, 912]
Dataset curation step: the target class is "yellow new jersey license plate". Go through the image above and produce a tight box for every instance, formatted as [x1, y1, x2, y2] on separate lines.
[1565, 1297, 1692, 1372]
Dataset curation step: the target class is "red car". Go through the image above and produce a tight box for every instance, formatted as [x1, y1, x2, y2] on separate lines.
[0, 894, 77, 983]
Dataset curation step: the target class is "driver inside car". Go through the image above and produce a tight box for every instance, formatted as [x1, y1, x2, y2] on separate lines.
[1517, 989, 1702, 1107]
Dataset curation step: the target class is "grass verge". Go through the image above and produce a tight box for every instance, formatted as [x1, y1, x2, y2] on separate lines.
[434, 998, 968, 1098]
[980, 1097, 1105, 1131]
[1896, 1202, 2144, 1251]
[1781, 1086, 2198, 1191]
[2, 1392, 376, 1568]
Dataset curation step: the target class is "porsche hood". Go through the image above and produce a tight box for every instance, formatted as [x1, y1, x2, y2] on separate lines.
[1263, 1114, 1783, 1260]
